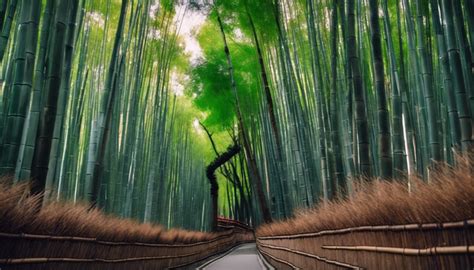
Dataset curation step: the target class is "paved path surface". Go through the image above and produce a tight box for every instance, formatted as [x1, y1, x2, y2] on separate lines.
[198, 243, 273, 270]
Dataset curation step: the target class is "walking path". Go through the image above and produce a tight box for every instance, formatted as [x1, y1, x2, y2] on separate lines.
[198, 243, 273, 270]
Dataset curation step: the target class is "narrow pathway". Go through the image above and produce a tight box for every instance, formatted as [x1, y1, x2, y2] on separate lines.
[198, 243, 273, 270]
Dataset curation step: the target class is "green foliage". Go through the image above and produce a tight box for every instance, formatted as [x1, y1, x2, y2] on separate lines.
[160, 0, 174, 13]
[191, 47, 235, 128]
[191, 20, 261, 131]
[215, 0, 277, 42]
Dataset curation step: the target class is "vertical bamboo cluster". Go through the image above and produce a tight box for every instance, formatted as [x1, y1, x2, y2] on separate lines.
[0, 1, 217, 231]
[0, 0, 41, 175]
[200, 0, 473, 223]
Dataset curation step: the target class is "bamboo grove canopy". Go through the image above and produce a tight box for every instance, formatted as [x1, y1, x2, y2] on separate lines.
[0, 0, 472, 229]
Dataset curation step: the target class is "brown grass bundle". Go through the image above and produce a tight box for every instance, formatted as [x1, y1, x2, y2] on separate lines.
[257, 156, 474, 237]
[0, 178, 222, 244]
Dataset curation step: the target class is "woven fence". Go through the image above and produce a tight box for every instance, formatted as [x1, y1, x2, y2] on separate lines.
[0, 222, 254, 270]
[257, 219, 474, 269]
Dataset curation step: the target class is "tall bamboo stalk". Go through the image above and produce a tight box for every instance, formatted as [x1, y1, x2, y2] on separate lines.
[368, 0, 391, 179]
[381, 0, 406, 178]
[0, 0, 17, 62]
[0, 0, 41, 176]
[90, 0, 129, 205]
[346, 0, 371, 177]
[440, 0, 473, 152]
[31, 0, 71, 195]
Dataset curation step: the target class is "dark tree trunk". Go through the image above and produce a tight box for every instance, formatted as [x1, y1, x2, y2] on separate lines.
[206, 144, 241, 231]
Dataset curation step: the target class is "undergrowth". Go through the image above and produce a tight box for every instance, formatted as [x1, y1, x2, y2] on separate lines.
[257, 156, 474, 237]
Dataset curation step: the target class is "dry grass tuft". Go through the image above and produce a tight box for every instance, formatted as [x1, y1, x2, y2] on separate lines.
[257, 156, 474, 237]
[0, 178, 222, 244]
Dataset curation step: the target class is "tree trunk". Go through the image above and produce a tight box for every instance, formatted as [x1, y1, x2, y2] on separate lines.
[206, 143, 241, 231]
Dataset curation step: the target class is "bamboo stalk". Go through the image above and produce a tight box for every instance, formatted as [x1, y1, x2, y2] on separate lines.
[321, 245, 474, 255]
[0, 0, 17, 62]
[257, 219, 474, 240]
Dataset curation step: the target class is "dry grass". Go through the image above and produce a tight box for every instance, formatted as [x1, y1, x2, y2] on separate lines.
[257, 156, 474, 237]
[0, 179, 222, 244]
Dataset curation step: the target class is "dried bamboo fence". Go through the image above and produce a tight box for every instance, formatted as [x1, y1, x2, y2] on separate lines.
[0, 220, 254, 270]
[257, 219, 474, 269]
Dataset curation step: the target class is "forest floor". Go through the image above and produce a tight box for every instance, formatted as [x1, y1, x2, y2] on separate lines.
[197, 243, 273, 270]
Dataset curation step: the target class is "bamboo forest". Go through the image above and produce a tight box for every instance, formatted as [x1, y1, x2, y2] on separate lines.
[0, 0, 473, 269]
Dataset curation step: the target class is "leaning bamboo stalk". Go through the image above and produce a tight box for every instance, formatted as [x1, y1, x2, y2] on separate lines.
[321, 245, 474, 255]
[257, 219, 474, 240]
